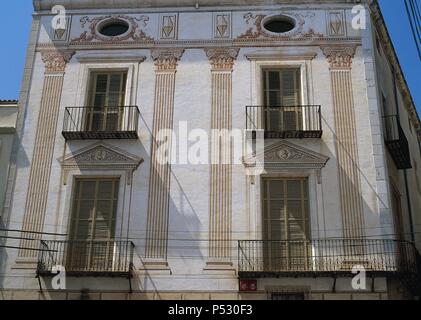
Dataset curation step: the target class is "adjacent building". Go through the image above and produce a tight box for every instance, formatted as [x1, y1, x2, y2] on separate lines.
[0, 0, 420, 300]
[0, 100, 18, 221]
[0, 100, 18, 299]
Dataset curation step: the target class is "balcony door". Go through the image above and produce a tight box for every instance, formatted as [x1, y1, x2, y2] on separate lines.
[263, 69, 302, 132]
[262, 178, 310, 271]
[67, 178, 119, 272]
[86, 72, 127, 132]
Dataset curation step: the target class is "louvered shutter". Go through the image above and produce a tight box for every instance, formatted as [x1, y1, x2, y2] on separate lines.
[264, 69, 302, 131]
[68, 179, 119, 272]
[281, 69, 302, 131]
[263, 178, 310, 271]
[86, 72, 127, 131]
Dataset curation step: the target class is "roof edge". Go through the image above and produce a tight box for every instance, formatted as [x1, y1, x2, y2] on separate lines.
[369, 0, 421, 142]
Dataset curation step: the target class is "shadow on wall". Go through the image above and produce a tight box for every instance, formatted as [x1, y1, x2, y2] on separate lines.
[0, 219, 7, 295]
[131, 111, 204, 295]
[0, 137, 31, 295]
[320, 115, 396, 240]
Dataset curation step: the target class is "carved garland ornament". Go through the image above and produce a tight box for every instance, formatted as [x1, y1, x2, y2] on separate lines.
[41, 50, 75, 73]
[71, 15, 153, 44]
[205, 48, 240, 71]
[151, 49, 185, 72]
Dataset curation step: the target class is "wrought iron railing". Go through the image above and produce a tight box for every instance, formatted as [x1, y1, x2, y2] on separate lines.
[37, 240, 135, 278]
[383, 115, 412, 169]
[62, 106, 140, 140]
[246, 105, 322, 139]
[238, 239, 419, 276]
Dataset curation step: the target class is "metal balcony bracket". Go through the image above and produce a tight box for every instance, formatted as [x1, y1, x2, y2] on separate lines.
[128, 276, 133, 294]
[245, 105, 323, 140]
[332, 276, 337, 293]
[371, 276, 375, 293]
[36, 274, 43, 293]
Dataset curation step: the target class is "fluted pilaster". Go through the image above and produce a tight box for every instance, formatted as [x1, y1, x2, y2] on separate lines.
[322, 46, 365, 240]
[145, 49, 184, 263]
[18, 50, 74, 259]
[205, 48, 239, 268]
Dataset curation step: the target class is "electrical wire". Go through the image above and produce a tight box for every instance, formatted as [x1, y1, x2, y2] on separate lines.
[5, 216, 421, 235]
[0, 228, 66, 237]
[405, 0, 421, 59]
[0, 245, 56, 252]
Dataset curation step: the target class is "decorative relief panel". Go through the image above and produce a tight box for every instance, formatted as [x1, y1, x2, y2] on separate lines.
[237, 12, 323, 40]
[327, 11, 346, 37]
[213, 13, 231, 39]
[159, 14, 178, 39]
[70, 15, 153, 44]
[51, 16, 72, 42]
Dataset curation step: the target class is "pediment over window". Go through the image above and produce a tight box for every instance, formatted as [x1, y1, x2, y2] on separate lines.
[58, 143, 144, 185]
[244, 140, 329, 171]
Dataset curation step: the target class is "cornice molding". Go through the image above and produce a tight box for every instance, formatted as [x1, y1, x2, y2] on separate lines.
[34, 0, 367, 11]
[245, 48, 318, 61]
[35, 37, 362, 52]
[76, 52, 147, 63]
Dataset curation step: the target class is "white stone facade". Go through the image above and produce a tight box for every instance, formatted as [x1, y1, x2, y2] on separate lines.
[0, 0, 420, 300]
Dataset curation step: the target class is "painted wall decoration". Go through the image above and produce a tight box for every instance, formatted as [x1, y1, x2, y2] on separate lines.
[70, 15, 153, 44]
[327, 11, 346, 37]
[213, 13, 231, 38]
[237, 12, 323, 40]
[160, 14, 178, 39]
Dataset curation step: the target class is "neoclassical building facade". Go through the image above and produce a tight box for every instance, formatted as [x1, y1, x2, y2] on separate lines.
[0, 0, 420, 300]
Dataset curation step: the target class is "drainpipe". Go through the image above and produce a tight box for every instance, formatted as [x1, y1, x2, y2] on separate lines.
[391, 65, 415, 243]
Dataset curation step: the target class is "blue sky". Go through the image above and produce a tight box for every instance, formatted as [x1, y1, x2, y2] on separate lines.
[0, 1, 419, 113]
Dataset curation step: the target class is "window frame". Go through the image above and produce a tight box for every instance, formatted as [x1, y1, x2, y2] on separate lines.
[74, 60, 141, 110]
[69, 177, 120, 241]
[85, 71, 128, 132]
[66, 177, 121, 271]
[248, 59, 313, 132]
[261, 177, 311, 271]
[262, 68, 303, 132]
[59, 172, 130, 243]
[262, 177, 310, 242]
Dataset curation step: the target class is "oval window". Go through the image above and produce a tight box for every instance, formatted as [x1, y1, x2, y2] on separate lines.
[263, 16, 296, 34]
[99, 20, 129, 37]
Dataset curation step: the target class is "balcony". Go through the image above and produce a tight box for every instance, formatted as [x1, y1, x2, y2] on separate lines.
[62, 106, 140, 140]
[238, 239, 421, 295]
[246, 105, 322, 139]
[36, 240, 135, 278]
[383, 115, 412, 169]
